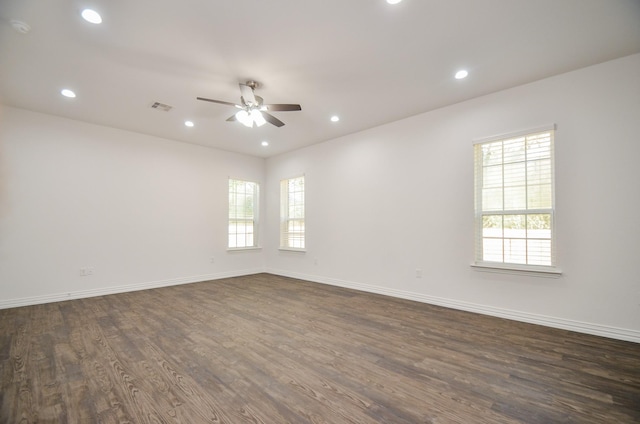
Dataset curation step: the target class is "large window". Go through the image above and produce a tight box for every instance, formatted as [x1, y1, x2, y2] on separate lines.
[280, 176, 305, 250]
[228, 179, 259, 249]
[474, 126, 557, 271]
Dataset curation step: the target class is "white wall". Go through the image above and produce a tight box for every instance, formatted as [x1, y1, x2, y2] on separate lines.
[265, 54, 640, 342]
[2, 54, 638, 342]
[0, 107, 265, 306]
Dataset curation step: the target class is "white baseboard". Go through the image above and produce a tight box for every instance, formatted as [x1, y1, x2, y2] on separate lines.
[267, 269, 640, 344]
[0, 268, 264, 310]
[5, 268, 639, 344]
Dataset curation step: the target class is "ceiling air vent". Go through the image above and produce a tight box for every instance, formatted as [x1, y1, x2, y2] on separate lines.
[150, 101, 173, 112]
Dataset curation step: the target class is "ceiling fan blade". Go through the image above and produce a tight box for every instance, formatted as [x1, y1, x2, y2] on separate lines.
[226, 114, 237, 122]
[262, 112, 285, 127]
[263, 104, 302, 112]
[239, 83, 257, 105]
[197, 97, 239, 107]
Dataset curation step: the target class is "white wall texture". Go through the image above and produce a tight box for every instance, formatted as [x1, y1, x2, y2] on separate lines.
[0, 108, 265, 305]
[1, 54, 639, 342]
[265, 54, 640, 342]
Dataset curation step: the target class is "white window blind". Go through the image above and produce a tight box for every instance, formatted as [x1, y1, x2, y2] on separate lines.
[280, 176, 305, 250]
[228, 179, 259, 249]
[474, 126, 556, 270]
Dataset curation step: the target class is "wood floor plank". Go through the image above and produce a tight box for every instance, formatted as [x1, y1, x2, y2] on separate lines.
[1, 273, 639, 423]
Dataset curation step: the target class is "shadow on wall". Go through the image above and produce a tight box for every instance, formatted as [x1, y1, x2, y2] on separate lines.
[0, 105, 8, 223]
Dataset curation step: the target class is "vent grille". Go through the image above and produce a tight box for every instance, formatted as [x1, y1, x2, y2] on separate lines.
[150, 101, 173, 112]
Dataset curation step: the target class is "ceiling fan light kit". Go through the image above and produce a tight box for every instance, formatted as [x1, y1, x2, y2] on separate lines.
[250, 109, 266, 127]
[197, 81, 301, 128]
[235, 109, 266, 128]
[235, 110, 251, 127]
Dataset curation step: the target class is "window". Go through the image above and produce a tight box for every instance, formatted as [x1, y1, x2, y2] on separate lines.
[228, 179, 259, 249]
[474, 126, 557, 271]
[280, 176, 305, 250]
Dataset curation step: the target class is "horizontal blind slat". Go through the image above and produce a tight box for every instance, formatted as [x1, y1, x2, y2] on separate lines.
[474, 128, 555, 267]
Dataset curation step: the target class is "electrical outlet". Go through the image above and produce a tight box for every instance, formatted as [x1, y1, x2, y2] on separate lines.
[415, 269, 422, 278]
[210, 257, 215, 263]
[79, 267, 94, 276]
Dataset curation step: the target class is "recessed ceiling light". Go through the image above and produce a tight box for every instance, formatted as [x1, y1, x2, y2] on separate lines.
[455, 70, 469, 79]
[330, 115, 340, 122]
[81, 9, 102, 24]
[261, 141, 269, 147]
[387, 0, 403, 4]
[184, 120, 194, 127]
[61, 89, 76, 98]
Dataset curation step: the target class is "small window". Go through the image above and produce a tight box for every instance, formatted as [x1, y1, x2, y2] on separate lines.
[280, 176, 305, 250]
[228, 179, 259, 249]
[474, 126, 557, 272]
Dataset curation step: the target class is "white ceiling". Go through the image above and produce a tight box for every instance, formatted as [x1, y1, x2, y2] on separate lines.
[1, 0, 639, 158]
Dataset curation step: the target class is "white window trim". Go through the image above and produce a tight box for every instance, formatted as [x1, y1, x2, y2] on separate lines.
[278, 247, 307, 253]
[471, 262, 562, 277]
[228, 178, 260, 250]
[280, 175, 306, 251]
[472, 124, 561, 275]
[227, 247, 262, 252]
[472, 125, 556, 145]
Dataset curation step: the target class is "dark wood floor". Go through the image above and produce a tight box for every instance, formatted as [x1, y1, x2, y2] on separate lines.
[1, 273, 639, 423]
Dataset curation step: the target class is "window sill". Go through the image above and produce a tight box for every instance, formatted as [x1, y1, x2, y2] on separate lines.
[471, 262, 562, 278]
[227, 247, 262, 252]
[278, 248, 306, 253]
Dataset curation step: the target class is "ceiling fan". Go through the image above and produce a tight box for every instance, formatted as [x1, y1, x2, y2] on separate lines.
[197, 81, 301, 128]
